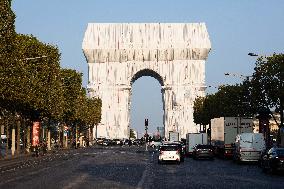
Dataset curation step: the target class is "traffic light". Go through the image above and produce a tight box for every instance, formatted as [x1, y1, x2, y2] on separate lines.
[145, 119, 148, 126]
[145, 119, 148, 130]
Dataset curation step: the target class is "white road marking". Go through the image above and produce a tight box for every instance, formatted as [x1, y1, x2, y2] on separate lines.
[62, 173, 88, 189]
[136, 164, 148, 189]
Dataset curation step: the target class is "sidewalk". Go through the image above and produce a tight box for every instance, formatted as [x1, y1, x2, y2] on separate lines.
[0, 149, 33, 170]
[0, 146, 88, 170]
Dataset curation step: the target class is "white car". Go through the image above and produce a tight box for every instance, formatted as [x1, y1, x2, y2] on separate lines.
[158, 145, 181, 164]
[150, 141, 162, 148]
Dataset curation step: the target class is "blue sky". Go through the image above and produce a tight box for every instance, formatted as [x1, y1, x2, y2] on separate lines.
[12, 0, 284, 134]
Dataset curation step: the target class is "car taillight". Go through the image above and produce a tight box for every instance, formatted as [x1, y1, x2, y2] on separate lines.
[160, 151, 164, 155]
[176, 150, 180, 155]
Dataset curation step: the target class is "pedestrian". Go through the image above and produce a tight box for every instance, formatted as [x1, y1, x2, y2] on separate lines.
[35, 145, 39, 157]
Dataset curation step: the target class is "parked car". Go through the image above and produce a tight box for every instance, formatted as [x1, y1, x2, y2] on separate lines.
[96, 137, 105, 145]
[158, 144, 181, 164]
[109, 139, 118, 145]
[193, 144, 214, 160]
[260, 147, 284, 173]
[133, 139, 142, 146]
[102, 139, 111, 146]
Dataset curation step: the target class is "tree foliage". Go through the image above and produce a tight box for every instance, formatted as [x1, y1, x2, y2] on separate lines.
[251, 53, 284, 127]
[0, 0, 15, 55]
[194, 53, 283, 133]
[130, 129, 136, 139]
[61, 69, 84, 124]
[0, 1, 102, 153]
[0, 0, 16, 110]
[193, 84, 253, 125]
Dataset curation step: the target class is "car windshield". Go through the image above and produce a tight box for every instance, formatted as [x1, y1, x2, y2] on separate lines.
[276, 149, 284, 156]
[160, 146, 179, 151]
[196, 145, 212, 149]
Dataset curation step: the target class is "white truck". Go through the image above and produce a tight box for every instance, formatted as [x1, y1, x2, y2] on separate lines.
[185, 133, 208, 155]
[234, 133, 266, 162]
[168, 131, 180, 142]
[211, 117, 253, 158]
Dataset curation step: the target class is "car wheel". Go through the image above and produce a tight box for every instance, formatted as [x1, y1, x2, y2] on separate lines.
[268, 163, 275, 174]
[260, 161, 267, 173]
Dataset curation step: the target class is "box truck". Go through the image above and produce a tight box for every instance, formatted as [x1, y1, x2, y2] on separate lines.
[168, 131, 180, 142]
[186, 133, 208, 155]
[211, 117, 253, 158]
[234, 133, 266, 162]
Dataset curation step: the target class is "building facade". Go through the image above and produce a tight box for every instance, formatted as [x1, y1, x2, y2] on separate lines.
[82, 23, 211, 139]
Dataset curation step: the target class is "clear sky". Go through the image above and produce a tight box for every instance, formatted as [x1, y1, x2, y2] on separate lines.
[12, 0, 284, 135]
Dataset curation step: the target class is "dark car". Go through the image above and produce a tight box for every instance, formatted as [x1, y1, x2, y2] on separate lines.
[102, 139, 111, 146]
[260, 147, 284, 173]
[193, 144, 214, 160]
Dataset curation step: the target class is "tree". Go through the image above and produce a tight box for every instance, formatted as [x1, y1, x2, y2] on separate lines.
[12, 34, 63, 121]
[61, 69, 83, 124]
[193, 84, 253, 125]
[251, 53, 284, 128]
[0, 0, 16, 110]
[193, 96, 205, 125]
[85, 97, 102, 143]
[130, 129, 136, 139]
[60, 69, 84, 147]
[0, 0, 15, 56]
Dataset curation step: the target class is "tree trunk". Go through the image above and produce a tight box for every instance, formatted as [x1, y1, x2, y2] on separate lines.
[58, 126, 60, 148]
[11, 128, 15, 157]
[16, 118, 21, 156]
[47, 129, 51, 151]
[76, 124, 78, 148]
[90, 126, 94, 146]
[26, 123, 31, 153]
[5, 117, 9, 159]
[65, 134, 68, 149]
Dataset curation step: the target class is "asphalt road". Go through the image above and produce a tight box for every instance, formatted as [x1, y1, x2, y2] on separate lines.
[0, 146, 283, 189]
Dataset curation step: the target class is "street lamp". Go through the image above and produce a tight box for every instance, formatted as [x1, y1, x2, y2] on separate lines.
[24, 55, 48, 60]
[224, 72, 252, 81]
[248, 53, 258, 57]
[17, 55, 48, 61]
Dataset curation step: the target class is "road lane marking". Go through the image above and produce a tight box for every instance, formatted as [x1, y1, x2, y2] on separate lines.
[136, 165, 148, 189]
[62, 173, 88, 189]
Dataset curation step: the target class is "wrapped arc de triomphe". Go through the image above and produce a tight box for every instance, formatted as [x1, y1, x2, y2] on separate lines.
[82, 23, 211, 139]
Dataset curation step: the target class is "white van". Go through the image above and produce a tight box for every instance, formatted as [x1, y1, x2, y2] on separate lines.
[234, 133, 266, 162]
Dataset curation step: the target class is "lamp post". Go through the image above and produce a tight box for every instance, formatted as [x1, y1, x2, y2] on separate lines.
[248, 53, 258, 57]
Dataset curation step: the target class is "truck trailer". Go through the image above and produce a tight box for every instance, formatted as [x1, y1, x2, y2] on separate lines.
[168, 131, 180, 142]
[234, 133, 266, 162]
[185, 133, 208, 155]
[211, 117, 253, 158]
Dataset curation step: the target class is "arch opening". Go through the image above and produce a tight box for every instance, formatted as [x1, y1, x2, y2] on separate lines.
[130, 69, 165, 139]
[131, 69, 164, 87]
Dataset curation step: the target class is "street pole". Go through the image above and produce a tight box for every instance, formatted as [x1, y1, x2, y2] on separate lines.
[145, 119, 148, 151]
